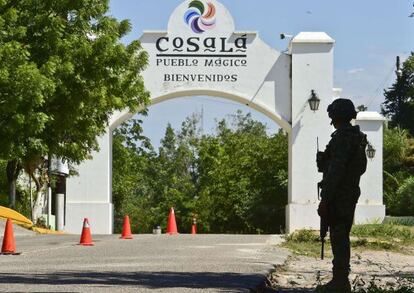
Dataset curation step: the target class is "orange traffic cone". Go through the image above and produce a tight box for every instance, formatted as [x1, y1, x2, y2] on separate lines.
[120, 215, 133, 239]
[1, 219, 19, 255]
[191, 217, 197, 235]
[79, 218, 94, 246]
[166, 207, 178, 235]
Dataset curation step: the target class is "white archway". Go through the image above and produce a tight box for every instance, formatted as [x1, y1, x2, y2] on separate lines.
[109, 90, 292, 132]
[65, 0, 385, 234]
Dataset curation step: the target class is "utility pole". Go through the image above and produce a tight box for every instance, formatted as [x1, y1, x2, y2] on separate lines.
[47, 154, 52, 229]
[396, 56, 403, 126]
[55, 174, 66, 231]
[50, 157, 69, 231]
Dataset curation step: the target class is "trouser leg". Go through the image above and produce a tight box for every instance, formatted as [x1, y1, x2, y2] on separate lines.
[330, 218, 353, 279]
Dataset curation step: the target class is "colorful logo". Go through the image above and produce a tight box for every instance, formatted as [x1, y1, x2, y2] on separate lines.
[184, 0, 216, 34]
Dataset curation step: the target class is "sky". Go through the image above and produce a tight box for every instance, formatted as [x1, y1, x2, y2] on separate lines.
[109, 0, 414, 148]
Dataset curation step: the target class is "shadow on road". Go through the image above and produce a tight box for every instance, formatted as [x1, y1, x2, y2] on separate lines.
[0, 271, 322, 292]
[0, 270, 269, 291]
[256, 286, 315, 293]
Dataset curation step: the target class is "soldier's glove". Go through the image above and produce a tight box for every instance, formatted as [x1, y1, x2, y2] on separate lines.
[317, 200, 329, 218]
[316, 151, 326, 173]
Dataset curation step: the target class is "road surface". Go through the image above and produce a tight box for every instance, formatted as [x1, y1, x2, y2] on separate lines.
[0, 232, 290, 292]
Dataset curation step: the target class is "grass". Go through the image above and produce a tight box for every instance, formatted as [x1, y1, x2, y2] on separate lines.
[351, 224, 414, 252]
[282, 229, 330, 258]
[281, 224, 414, 257]
[351, 223, 414, 241]
[383, 216, 414, 227]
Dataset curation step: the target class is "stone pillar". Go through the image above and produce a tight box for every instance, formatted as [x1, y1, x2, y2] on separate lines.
[354, 112, 386, 224]
[65, 131, 114, 234]
[286, 32, 335, 233]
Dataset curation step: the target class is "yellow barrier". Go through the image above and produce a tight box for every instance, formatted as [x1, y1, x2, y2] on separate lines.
[0, 205, 33, 228]
[0, 206, 65, 234]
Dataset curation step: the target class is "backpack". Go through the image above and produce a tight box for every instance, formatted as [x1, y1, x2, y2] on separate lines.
[348, 131, 368, 177]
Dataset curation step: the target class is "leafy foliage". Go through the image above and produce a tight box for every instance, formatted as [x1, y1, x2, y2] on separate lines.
[377, 54, 414, 218]
[383, 127, 414, 216]
[380, 56, 413, 217]
[394, 177, 414, 216]
[0, 0, 149, 214]
[112, 111, 288, 234]
[351, 224, 414, 244]
[196, 114, 288, 233]
[0, 0, 149, 163]
[0, 160, 7, 206]
[284, 229, 320, 243]
[384, 216, 414, 226]
[381, 53, 414, 136]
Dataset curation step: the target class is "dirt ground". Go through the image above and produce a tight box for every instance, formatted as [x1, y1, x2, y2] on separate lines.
[267, 250, 414, 292]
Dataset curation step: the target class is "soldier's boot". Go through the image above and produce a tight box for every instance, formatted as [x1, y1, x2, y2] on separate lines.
[320, 278, 351, 292]
[315, 270, 351, 293]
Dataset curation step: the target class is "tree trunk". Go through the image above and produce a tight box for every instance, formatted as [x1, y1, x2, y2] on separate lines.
[6, 160, 21, 209]
[7, 180, 16, 209]
[32, 185, 47, 224]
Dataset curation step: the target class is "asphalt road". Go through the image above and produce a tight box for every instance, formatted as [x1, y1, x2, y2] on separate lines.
[0, 232, 290, 292]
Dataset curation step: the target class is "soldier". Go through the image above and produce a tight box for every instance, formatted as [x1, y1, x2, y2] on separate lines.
[316, 99, 368, 292]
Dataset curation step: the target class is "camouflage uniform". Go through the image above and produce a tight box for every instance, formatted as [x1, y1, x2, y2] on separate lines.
[317, 99, 368, 292]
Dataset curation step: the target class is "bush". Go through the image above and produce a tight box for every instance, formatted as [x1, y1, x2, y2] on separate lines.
[15, 187, 32, 219]
[382, 127, 414, 216]
[35, 216, 47, 229]
[395, 177, 414, 216]
[282, 229, 325, 257]
[384, 216, 414, 226]
[351, 224, 414, 243]
[285, 229, 319, 242]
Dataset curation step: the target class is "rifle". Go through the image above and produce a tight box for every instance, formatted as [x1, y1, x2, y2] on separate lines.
[319, 191, 329, 260]
[317, 137, 329, 260]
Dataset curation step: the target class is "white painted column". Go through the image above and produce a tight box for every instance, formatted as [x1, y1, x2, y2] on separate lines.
[65, 131, 114, 234]
[286, 32, 335, 233]
[354, 112, 386, 224]
[55, 193, 65, 231]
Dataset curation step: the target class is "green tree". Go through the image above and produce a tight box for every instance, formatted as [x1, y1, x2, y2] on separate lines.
[0, 160, 7, 206]
[113, 117, 201, 233]
[410, 2, 414, 17]
[381, 54, 414, 135]
[357, 105, 368, 112]
[112, 111, 288, 234]
[383, 127, 414, 215]
[153, 119, 200, 232]
[112, 118, 155, 233]
[395, 176, 414, 216]
[0, 0, 149, 218]
[196, 113, 288, 233]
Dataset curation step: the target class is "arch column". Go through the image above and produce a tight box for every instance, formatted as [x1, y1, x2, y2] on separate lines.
[66, 131, 114, 234]
[354, 112, 386, 224]
[286, 32, 335, 233]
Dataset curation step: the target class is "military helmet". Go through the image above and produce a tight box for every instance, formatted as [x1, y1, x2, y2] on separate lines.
[327, 98, 357, 121]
